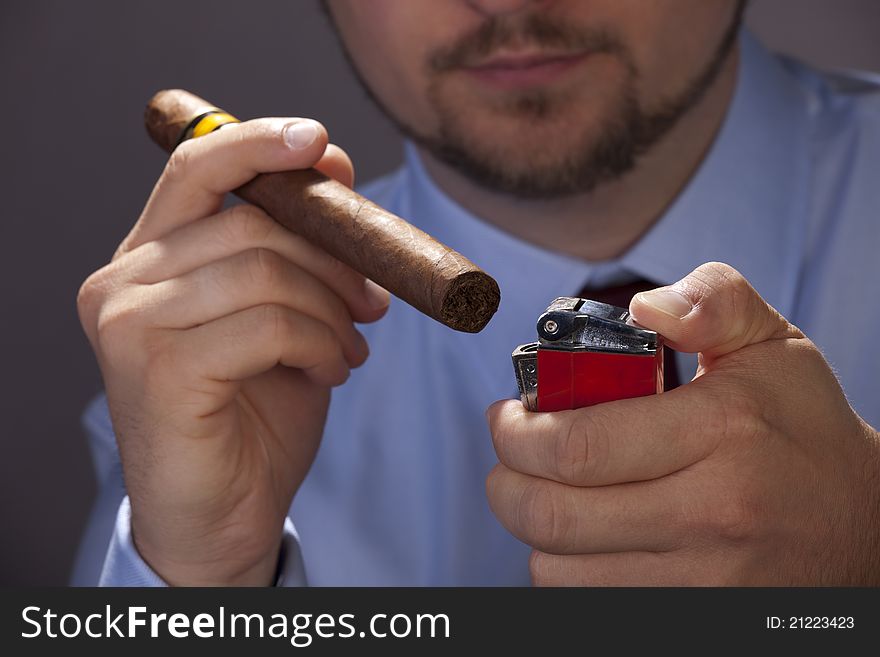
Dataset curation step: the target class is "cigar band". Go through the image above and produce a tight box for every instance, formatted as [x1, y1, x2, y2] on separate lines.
[177, 109, 241, 146]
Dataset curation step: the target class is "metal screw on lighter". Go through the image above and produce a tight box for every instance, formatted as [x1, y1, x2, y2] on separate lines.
[544, 320, 558, 335]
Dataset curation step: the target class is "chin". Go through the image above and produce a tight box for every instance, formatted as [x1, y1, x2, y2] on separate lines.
[448, 109, 604, 159]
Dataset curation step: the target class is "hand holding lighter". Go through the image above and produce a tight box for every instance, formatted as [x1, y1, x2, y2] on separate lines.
[513, 297, 664, 412]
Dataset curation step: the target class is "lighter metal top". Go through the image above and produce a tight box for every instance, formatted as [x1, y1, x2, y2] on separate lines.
[536, 297, 658, 354]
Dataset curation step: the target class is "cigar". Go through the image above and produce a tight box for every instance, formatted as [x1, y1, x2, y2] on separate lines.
[144, 89, 500, 333]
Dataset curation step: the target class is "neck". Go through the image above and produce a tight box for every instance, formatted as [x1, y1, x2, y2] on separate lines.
[417, 45, 740, 262]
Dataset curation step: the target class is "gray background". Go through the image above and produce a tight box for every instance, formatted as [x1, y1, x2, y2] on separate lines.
[1, 0, 878, 586]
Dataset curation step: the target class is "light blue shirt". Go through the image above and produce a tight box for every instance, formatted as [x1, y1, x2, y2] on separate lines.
[72, 31, 880, 586]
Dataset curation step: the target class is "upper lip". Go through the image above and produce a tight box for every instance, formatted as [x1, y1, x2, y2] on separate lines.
[464, 50, 586, 70]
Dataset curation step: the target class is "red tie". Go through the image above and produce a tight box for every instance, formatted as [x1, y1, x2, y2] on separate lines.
[576, 279, 681, 391]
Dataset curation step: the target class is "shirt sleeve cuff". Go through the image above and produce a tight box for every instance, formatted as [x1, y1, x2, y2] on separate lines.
[99, 496, 308, 587]
[98, 496, 167, 587]
[275, 516, 308, 587]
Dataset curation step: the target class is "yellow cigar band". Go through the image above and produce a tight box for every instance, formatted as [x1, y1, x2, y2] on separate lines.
[191, 110, 241, 139]
[176, 109, 241, 147]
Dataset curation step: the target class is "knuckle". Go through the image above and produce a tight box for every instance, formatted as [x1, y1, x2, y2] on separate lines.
[485, 463, 504, 503]
[727, 273, 753, 310]
[686, 490, 759, 546]
[719, 389, 770, 442]
[163, 140, 197, 183]
[554, 413, 605, 485]
[519, 480, 571, 550]
[727, 279, 758, 331]
[76, 271, 105, 326]
[246, 248, 286, 287]
[528, 549, 556, 586]
[711, 493, 760, 544]
[95, 303, 142, 360]
[795, 338, 831, 373]
[691, 262, 750, 308]
[696, 261, 744, 289]
[222, 205, 276, 245]
[322, 329, 346, 361]
[690, 262, 757, 342]
[326, 293, 354, 333]
[308, 335, 349, 387]
[489, 417, 510, 460]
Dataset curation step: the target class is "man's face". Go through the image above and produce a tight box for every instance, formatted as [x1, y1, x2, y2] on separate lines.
[326, 0, 744, 198]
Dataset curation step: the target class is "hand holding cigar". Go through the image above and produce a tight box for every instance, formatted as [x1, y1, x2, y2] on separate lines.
[145, 89, 500, 333]
[73, 92, 503, 585]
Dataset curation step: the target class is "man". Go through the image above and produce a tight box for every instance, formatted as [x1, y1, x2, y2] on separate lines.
[73, 0, 880, 586]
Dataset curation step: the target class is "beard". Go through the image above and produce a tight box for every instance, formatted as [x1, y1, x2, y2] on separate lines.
[327, 4, 745, 200]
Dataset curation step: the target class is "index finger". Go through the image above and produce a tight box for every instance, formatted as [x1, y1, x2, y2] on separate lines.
[118, 117, 329, 257]
[487, 381, 725, 487]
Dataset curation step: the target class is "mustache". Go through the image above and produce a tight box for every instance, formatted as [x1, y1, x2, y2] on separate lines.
[428, 13, 627, 71]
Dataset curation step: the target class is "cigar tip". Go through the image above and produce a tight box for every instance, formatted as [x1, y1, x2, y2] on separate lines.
[440, 271, 501, 333]
[144, 89, 182, 122]
[148, 88, 176, 104]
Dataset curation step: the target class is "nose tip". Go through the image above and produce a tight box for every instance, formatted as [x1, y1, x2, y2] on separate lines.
[465, 0, 547, 16]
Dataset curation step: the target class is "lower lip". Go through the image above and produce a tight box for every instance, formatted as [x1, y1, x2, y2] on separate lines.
[462, 53, 589, 89]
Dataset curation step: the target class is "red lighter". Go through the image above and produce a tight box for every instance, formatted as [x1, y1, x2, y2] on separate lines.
[512, 297, 664, 412]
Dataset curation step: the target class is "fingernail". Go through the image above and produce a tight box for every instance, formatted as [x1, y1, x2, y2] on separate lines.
[636, 288, 693, 318]
[363, 279, 390, 310]
[283, 120, 319, 150]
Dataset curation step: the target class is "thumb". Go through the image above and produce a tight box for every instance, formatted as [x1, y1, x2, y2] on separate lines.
[629, 262, 803, 360]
